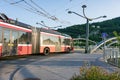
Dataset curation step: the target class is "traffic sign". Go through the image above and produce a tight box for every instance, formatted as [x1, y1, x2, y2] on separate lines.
[102, 33, 108, 38]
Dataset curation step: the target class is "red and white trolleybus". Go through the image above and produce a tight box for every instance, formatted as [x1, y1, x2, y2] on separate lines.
[0, 13, 73, 57]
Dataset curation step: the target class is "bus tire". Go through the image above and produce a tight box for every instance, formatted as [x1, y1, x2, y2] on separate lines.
[43, 47, 50, 56]
[66, 48, 70, 53]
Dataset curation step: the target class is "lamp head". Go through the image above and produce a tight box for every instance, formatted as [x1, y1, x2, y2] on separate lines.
[68, 11, 72, 14]
[82, 5, 87, 8]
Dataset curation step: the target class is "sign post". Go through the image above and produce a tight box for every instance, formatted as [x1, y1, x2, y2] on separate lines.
[102, 32, 108, 62]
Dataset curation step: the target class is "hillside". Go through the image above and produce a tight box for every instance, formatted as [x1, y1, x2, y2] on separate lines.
[57, 17, 120, 42]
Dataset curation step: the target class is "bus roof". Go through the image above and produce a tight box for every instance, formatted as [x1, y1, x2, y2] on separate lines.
[40, 28, 62, 35]
[0, 13, 32, 29]
[9, 19, 32, 29]
[0, 13, 72, 38]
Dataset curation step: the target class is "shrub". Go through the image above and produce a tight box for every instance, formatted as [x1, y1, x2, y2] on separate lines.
[70, 66, 120, 80]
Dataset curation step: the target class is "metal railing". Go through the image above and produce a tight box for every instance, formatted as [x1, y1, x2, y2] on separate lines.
[104, 48, 120, 67]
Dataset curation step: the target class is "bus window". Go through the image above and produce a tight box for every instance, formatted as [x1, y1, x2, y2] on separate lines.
[42, 34, 51, 45]
[19, 31, 31, 44]
[12, 31, 18, 44]
[4, 29, 10, 43]
[42, 34, 59, 45]
[64, 38, 70, 45]
[19, 32, 27, 44]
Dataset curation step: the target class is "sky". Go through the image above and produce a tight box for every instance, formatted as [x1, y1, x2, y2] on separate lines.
[0, 0, 120, 29]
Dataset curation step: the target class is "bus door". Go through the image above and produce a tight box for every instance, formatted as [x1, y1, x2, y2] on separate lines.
[2, 29, 11, 56]
[2, 29, 18, 56]
[11, 31, 18, 55]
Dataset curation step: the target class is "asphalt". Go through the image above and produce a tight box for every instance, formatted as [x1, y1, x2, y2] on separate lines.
[12, 52, 120, 80]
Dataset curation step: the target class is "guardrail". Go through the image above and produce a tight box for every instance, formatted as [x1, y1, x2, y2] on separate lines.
[104, 48, 120, 67]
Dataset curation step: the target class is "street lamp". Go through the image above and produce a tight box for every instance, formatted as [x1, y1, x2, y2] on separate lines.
[68, 5, 106, 53]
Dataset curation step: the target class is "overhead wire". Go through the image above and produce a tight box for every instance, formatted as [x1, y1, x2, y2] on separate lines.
[4, 0, 45, 17]
[30, 0, 51, 17]
[23, 0, 59, 21]
[10, 0, 24, 4]
[3, 0, 73, 26]
[5, 0, 59, 21]
[24, 0, 71, 24]
[23, 0, 50, 19]
[29, 0, 59, 21]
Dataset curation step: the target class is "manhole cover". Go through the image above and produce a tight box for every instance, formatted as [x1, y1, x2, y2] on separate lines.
[24, 78, 41, 80]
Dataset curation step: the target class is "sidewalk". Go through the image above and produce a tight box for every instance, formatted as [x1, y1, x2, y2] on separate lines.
[13, 53, 120, 80]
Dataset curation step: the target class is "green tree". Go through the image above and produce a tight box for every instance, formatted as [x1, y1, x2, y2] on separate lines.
[113, 31, 120, 46]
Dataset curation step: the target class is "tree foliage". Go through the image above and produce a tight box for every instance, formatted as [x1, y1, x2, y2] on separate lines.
[57, 17, 120, 42]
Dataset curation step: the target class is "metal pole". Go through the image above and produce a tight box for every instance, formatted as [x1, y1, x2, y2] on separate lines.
[85, 19, 89, 53]
[103, 37, 106, 62]
[68, 5, 106, 54]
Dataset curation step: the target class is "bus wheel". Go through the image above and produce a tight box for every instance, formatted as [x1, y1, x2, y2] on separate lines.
[43, 47, 50, 56]
[66, 48, 70, 53]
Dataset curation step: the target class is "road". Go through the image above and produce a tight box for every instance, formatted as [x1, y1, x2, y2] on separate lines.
[0, 54, 62, 80]
[0, 51, 120, 80]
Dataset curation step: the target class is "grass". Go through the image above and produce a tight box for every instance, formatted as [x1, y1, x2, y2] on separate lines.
[70, 66, 120, 80]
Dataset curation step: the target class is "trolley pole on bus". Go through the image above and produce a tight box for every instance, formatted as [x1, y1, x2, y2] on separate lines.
[36, 21, 49, 28]
[68, 5, 106, 53]
[36, 21, 62, 29]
